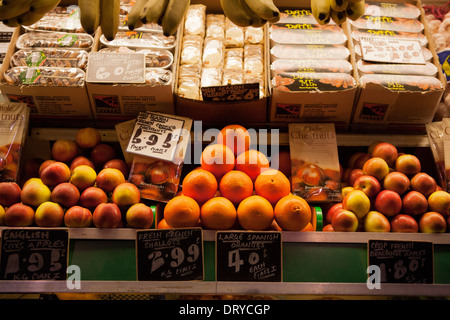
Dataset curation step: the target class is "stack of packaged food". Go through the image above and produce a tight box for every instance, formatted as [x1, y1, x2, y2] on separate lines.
[270, 9, 356, 92]
[351, 1, 443, 92]
[177, 4, 266, 101]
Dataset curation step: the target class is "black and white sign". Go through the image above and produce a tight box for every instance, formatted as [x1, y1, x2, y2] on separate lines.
[87, 52, 146, 83]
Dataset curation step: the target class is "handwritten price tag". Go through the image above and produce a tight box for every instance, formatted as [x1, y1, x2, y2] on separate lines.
[360, 37, 425, 64]
[86, 52, 146, 83]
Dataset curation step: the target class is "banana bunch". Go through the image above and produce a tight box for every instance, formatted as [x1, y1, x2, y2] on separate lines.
[78, 0, 119, 41]
[127, 0, 190, 36]
[311, 0, 366, 25]
[219, 0, 280, 28]
[1, 0, 61, 28]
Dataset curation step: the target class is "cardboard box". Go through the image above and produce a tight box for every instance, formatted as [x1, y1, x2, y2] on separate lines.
[0, 28, 93, 120]
[351, 0, 446, 125]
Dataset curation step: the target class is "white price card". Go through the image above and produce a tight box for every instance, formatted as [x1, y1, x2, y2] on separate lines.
[360, 37, 425, 64]
[126, 112, 187, 162]
[86, 52, 146, 83]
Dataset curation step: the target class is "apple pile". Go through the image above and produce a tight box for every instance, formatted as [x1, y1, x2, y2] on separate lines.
[324, 141, 450, 233]
[0, 128, 154, 229]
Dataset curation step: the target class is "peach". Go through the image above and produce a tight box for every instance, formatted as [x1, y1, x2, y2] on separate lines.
[103, 159, 129, 179]
[70, 156, 95, 171]
[353, 153, 372, 170]
[0, 182, 21, 207]
[112, 182, 141, 207]
[364, 210, 391, 232]
[64, 206, 93, 228]
[21, 178, 52, 207]
[38, 159, 55, 176]
[362, 157, 390, 181]
[51, 139, 80, 163]
[342, 189, 371, 219]
[395, 154, 421, 176]
[410, 172, 437, 197]
[39, 161, 71, 188]
[370, 142, 398, 168]
[126, 203, 154, 229]
[353, 175, 381, 198]
[346, 168, 364, 187]
[419, 211, 447, 233]
[96, 168, 125, 193]
[51, 182, 80, 208]
[93, 203, 122, 228]
[390, 214, 419, 233]
[427, 190, 450, 217]
[75, 127, 101, 149]
[348, 152, 367, 169]
[325, 202, 343, 224]
[79, 186, 108, 210]
[70, 165, 97, 191]
[331, 209, 358, 232]
[383, 171, 410, 195]
[367, 141, 383, 155]
[402, 191, 428, 216]
[374, 190, 402, 217]
[90, 143, 116, 167]
[5, 203, 34, 227]
[34, 201, 64, 227]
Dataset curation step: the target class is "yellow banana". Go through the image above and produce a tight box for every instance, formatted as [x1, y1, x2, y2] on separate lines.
[79, 0, 100, 34]
[330, 0, 348, 12]
[243, 0, 280, 23]
[140, 0, 169, 25]
[239, 0, 266, 27]
[220, 0, 253, 27]
[29, 0, 61, 14]
[100, 0, 120, 41]
[161, 0, 190, 36]
[15, 9, 47, 25]
[127, 0, 147, 30]
[330, 9, 347, 24]
[2, 16, 20, 27]
[0, 0, 33, 20]
[346, 0, 365, 21]
[311, 0, 331, 25]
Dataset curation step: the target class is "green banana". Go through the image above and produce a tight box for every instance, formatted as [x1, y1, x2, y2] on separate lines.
[79, 0, 100, 34]
[2, 17, 20, 27]
[330, 9, 347, 24]
[239, 0, 266, 27]
[127, 0, 147, 30]
[100, 0, 120, 41]
[16, 9, 47, 25]
[243, 0, 280, 23]
[29, 0, 61, 14]
[220, 0, 253, 27]
[161, 0, 190, 36]
[311, 0, 331, 25]
[346, 0, 365, 21]
[140, 0, 169, 25]
[330, 0, 348, 12]
[0, 0, 33, 20]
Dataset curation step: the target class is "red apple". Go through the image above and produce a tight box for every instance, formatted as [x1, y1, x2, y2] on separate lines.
[362, 157, 390, 181]
[346, 168, 364, 187]
[4, 203, 34, 227]
[103, 159, 129, 179]
[390, 214, 419, 233]
[79, 187, 108, 210]
[34, 201, 64, 227]
[39, 161, 71, 188]
[93, 203, 122, 228]
[353, 175, 381, 198]
[410, 172, 437, 197]
[370, 142, 398, 168]
[90, 143, 116, 167]
[395, 154, 421, 176]
[0, 182, 21, 207]
[96, 168, 125, 193]
[331, 209, 359, 232]
[428, 190, 450, 217]
[51, 182, 80, 208]
[64, 206, 93, 228]
[342, 189, 371, 219]
[70, 156, 95, 171]
[325, 202, 343, 224]
[126, 203, 154, 229]
[402, 191, 428, 216]
[364, 210, 391, 232]
[374, 190, 402, 217]
[419, 211, 447, 233]
[383, 171, 410, 195]
[353, 153, 371, 170]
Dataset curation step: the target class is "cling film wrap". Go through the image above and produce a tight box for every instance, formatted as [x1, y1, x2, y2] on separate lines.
[23, 5, 84, 33]
[271, 58, 353, 74]
[271, 44, 350, 60]
[269, 23, 347, 45]
[357, 60, 438, 76]
[99, 47, 173, 69]
[354, 43, 433, 61]
[3, 67, 85, 87]
[349, 15, 424, 33]
[11, 49, 89, 69]
[352, 29, 428, 46]
[100, 31, 176, 50]
[359, 74, 444, 91]
[16, 32, 94, 50]
[272, 72, 356, 92]
[364, 1, 421, 19]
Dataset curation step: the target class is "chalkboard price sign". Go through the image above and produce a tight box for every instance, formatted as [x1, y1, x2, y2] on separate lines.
[368, 239, 434, 284]
[0, 228, 69, 280]
[136, 228, 204, 281]
[201, 83, 260, 102]
[216, 231, 282, 282]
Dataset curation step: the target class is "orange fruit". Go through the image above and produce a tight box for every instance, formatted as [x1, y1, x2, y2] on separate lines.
[254, 169, 291, 206]
[274, 194, 311, 231]
[235, 149, 270, 182]
[217, 124, 251, 156]
[301, 222, 314, 231]
[200, 197, 237, 230]
[163, 195, 200, 228]
[200, 143, 235, 180]
[157, 218, 172, 229]
[219, 170, 254, 206]
[237, 195, 274, 230]
[182, 169, 218, 204]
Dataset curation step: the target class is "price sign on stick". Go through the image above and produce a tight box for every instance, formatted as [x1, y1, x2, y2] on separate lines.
[86, 52, 146, 83]
[136, 228, 204, 281]
[368, 239, 434, 284]
[0, 228, 69, 280]
[216, 231, 282, 282]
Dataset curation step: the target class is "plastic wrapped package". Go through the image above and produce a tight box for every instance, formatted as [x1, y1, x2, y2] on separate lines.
[271, 44, 350, 60]
[354, 44, 433, 61]
[225, 18, 244, 47]
[100, 31, 176, 50]
[351, 29, 428, 46]
[272, 72, 356, 91]
[178, 76, 201, 100]
[184, 4, 206, 36]
[245, 26, 264, 44]
[224, 48, 243, 70]
[16, 32, 94, 50]
[145, 69, 172, 86]
[24, 8, 84, 33]
[359, 74, 443, 91]
[181, 35, 204, 65]
[222, 68, 244, 85]
[356, 60, 438, 76]
[3, 67, 85, 86]
[244, 44, 264, 75]
[206, 14, 226, 39]
[99, 47, 173, 68]
[244, 74, 265, 98]
[364, 1, 421, 19]
[269, 23, 347, 45]
[201, 67, 222, 87]
[349, 16, 424, 33]
[178, 64, 202, 79]
[271, 58, 353, 74]
[119, 15, 162, 33]
[202, 37, 224, 68]
[11, 49, 89, 69]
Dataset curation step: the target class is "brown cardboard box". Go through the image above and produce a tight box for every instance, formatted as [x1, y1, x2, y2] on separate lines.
[0, 28, 93, 120]
[351, 0, 446, 125]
